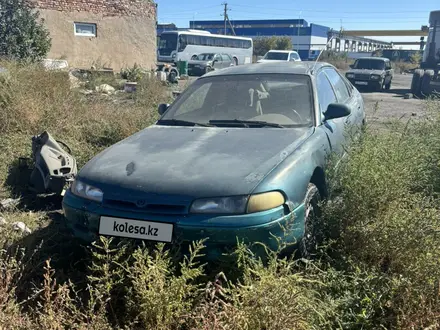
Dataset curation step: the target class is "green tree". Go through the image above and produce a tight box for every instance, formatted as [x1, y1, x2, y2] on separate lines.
[0, 0, 51, 61]
[253, 37, 276, 56]
[275, 36, 293, 51]
[409, 51, 422, 65]
[253, 36, 293, 56]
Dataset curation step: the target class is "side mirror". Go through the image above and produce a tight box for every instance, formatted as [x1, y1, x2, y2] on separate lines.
[349, 64, 354, 69]
[158, 103, 169, 115]
[324, 103, 351, 121]
[213, 59, 218, 64]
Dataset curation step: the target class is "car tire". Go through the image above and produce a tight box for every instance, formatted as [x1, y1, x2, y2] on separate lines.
[168, 71, 178, 84]
[298, 183, 321, 259]
[411, 69, 423, 96]
[385, 80, 391, 90]
[233, 57, 238, 66]
[421, 70, 434, 96]
[205, 66, 213, 74]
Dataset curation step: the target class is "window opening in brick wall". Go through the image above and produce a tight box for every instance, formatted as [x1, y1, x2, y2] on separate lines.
[74, 23, 97, 37]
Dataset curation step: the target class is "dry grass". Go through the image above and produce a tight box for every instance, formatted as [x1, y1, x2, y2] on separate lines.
[0, 62, 439, 329]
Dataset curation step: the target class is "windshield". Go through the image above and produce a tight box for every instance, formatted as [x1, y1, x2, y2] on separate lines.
[158, 33, 177, 55]
[196, 53, 215, 61]
[160, 74, 313, 127]
[354, 59, 385, 70]
[264, 52, 289, 60]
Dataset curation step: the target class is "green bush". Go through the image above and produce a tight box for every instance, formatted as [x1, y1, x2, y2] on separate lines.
[0, 0, 51, 61]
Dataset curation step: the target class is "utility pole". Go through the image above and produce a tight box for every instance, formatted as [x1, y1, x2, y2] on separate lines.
[222, 2, 228, 35]
[297, 11, 302, 52]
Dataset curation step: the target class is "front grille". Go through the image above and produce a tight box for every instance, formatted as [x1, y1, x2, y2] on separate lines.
[103, 199, 187, 215]
[355, 74, 371, 80]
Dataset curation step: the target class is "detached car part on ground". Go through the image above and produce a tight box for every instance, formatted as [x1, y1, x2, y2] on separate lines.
[345, 57, 394, 92]
[29, 131, 77, 195]
[62, 62, 366, 260]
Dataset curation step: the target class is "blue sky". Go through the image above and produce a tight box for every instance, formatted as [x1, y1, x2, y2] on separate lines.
[157, 0, 438, 46]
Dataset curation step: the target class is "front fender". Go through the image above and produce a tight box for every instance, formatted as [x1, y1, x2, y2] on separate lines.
[252, 130, 330, 208]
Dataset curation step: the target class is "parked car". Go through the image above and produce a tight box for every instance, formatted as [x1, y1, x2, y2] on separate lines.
[345, 57, 394, 91]
[188, 53, 235, 76]
[257, 50, 302, 63]
[62, 62, 365, 259]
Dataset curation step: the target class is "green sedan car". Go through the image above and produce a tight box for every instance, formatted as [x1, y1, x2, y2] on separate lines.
[62, 61, 366, 259]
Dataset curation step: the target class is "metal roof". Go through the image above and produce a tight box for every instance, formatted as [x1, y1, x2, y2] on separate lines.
[203, 61, 332, 77]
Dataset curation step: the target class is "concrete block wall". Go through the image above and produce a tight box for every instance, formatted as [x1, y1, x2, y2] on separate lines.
[29, 0, 157, 70]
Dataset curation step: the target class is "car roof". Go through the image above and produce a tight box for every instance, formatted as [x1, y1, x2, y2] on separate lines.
[267, 50, 297, 53]
[203, 61, 332, 77]
[356, 57, 388, 61]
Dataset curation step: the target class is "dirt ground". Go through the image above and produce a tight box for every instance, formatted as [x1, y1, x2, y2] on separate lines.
[358, 73, 426, 129]
[178, 72, 425, 129]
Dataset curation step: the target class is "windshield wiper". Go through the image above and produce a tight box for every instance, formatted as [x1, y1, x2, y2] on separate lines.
[157, 119, 213, 127]
[209, 119, 285, 128]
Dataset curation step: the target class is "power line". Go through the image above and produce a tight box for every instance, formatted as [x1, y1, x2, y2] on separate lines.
[227, 3, 430, 14]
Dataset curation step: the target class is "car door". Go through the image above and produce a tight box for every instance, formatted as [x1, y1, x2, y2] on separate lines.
[324, 67, 364, 143]
[213, 54, 223, 69]
[384, 60, 393, 84]
[315, 70, 346, 156]
[221, 54, 233, 67]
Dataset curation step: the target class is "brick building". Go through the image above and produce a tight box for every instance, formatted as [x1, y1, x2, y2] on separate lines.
[29, 0, 157, 70]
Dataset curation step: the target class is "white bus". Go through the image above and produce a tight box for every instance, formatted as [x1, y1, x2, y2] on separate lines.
[157, 30, 253, 65]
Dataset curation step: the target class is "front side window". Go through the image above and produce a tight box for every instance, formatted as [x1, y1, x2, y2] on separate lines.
[316, 72, 337, 114]
[324, 68, 350, 102]
[74, 23, 96, 37]
[161, 74, 314, 127]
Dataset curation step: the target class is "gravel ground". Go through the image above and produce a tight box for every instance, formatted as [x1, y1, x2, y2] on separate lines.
[357, 73, 426, 129]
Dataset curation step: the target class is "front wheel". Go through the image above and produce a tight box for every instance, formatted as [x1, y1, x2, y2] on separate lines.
[299, 183, 322, 259]
[385, 80, 391, 90]
[168, 71, 178, 84]
[204, 66, 213, 75]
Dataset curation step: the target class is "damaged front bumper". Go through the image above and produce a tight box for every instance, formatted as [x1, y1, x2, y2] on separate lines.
[62, 190, 306, 258]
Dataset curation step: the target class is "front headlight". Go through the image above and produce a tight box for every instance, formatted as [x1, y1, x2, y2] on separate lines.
[346, 73, 355, 79]
[190, 191, 285, 214]
[370, 74, 382, 80]
[190, 196, 248, 214]
[71, 180, 103, 202]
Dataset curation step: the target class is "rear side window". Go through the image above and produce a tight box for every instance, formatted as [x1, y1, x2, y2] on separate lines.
[316, 72, 337, 114]
[324, 68, 350, 103]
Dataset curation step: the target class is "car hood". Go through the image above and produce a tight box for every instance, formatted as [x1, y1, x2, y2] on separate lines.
[188, 60, 210, 66]
[79, 125, 313, 198]
[347, 69, 384, 75]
